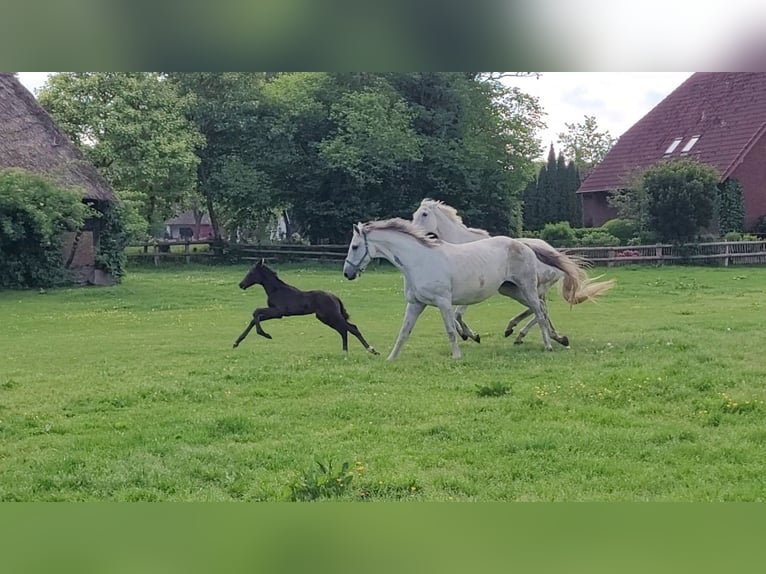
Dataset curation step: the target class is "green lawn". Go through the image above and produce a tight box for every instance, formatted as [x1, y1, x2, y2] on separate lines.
[1, 262, 765, 501]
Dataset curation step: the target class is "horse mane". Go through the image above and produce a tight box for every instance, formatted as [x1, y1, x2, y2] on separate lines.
[419, 198, 490, 238]
[363, 218, 441, 248]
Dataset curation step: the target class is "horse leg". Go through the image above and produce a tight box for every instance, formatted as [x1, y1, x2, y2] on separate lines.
[503, 282, 553, 351]
[388, 301, 426, 361]
[514, 307, 569, 347]
[454, 305, 480, 343]
[504, 308, 533, 337]
[435, 300, 462, 359]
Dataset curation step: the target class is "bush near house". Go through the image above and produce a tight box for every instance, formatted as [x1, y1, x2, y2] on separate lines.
[0, 169, 88, 289]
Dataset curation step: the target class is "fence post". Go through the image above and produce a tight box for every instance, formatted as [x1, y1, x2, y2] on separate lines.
[184, 241, 190, 265]
[724, 242, 730, 267]
[655, 244, 663, 265]
[607, 248, 615, 267]
[153, 243, 160, 267]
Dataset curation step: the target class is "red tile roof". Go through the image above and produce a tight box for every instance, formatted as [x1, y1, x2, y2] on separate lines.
[578, 73, 766, 193]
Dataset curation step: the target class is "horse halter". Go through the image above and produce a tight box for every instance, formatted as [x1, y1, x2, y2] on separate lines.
[345, 229, 371, 274]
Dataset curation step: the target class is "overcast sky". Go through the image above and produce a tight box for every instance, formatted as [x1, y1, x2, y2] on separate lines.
[17, 72, 693, 157]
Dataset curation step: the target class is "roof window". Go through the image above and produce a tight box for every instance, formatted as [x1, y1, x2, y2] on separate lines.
[680, 135, 700, 154]
[664, 138, 682, 155]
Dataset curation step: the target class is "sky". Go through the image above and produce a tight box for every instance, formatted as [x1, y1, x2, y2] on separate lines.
[17, 72, 693, 157]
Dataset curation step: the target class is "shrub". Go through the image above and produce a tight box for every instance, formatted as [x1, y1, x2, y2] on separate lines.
[601, 218, 639, 244]
[752, 215, 766, 236]
[579, 231, 620, 247]
[0, 169, 88, 289]
[94, 202, 130, 280]
[642, 159, 718, 243]
[724, 231, 742, 242]
[540, 221, 576, 247]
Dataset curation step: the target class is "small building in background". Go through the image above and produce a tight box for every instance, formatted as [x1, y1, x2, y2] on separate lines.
[164, 210, 212, 240]
[0, 72, 118, 285]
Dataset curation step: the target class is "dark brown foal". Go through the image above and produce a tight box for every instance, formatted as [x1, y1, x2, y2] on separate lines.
[233, 260, 378, 355]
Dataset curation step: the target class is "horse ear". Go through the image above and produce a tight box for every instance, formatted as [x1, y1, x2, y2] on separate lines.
[257, 258, 264, 267]
[352, 223, 360, 234]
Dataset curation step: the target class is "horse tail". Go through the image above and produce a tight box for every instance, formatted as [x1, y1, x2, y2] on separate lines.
[524, 241, 615, 305]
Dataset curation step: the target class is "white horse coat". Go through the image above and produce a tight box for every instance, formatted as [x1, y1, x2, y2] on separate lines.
[412, 199, 614, 345]
[343, 218, 553, 360]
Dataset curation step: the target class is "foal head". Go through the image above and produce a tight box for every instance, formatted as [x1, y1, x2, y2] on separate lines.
[239, 259, 271, 290]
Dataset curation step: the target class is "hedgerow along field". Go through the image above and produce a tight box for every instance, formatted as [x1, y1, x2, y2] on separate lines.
[1, 262, 765, 501]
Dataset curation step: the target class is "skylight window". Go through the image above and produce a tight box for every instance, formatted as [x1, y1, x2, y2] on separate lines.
[664, 138, 682, 154]
[680, 135, 700, 154]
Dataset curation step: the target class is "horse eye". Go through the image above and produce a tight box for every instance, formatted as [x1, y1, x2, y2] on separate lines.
[352, 245, 358, 250]
[422, 212, 428, 217]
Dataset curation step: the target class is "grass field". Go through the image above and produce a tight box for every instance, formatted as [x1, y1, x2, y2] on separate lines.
[1, 262, 765, 501]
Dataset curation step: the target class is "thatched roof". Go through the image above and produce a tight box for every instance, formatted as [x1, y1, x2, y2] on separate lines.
[0, 72, 115, 202]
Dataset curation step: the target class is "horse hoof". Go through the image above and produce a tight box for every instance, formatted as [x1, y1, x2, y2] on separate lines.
[475, 334, 481, 344]
[460, 333, 469, 341]
[504, 329, 513, 338]
[560, 336, 570, 347]
[369, 348, 380, 355]
[513, 339, 523, 345]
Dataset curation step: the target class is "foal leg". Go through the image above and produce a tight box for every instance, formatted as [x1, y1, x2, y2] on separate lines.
[233, 307, 283, 347]
[233, 319, 257, 348]
[346, 321, 379, 355]
[388, 301, 426, 361]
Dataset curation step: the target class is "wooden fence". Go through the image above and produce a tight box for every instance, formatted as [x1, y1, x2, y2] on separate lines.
[126, 239, 766, 267]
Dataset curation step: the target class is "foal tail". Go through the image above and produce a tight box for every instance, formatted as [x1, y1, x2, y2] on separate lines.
[337, 297, 351, 320]
[525, 242, 615, 305]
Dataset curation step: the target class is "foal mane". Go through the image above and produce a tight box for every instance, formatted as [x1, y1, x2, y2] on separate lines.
[419, 198, 490, 238]
[363, 218, 441, 248]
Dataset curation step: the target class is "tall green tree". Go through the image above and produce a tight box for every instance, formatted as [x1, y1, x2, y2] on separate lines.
[557, 115, 616, 173]
[37, 73, 203, 233]
[716, 178, 745, 235]
[168, 72, 273, 240]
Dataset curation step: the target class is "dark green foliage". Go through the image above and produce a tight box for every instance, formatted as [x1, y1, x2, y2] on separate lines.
[601, 218, 639, 244]
[0, 169, 88, 288]
[753, 215, 766, 236]
[539, 221, 577, 247]
[579, 230, 620, 247]
[475, 381, 511, 397]
[286, 460, 355, 501]
[171, 72, 544, 244]
[643, 160, 718, 243]
[716, 179, 745, 235]
[94, 202, 130, 280]
[522, 147, 581, 231]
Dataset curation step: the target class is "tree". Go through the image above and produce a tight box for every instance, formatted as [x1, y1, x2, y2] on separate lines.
[521, 146, 581, 230]
[37, 73, 203, 234]
[642, 160, 718, 243]
[716, 178, 745, 235]
[166, 73, 272, 240]
[557, 115, 616, 173]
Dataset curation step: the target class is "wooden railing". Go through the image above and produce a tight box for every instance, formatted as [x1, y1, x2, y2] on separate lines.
[126, 239, 766, 267]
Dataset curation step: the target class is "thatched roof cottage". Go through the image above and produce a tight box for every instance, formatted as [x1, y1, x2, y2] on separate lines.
[0, 72, 117, 284]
